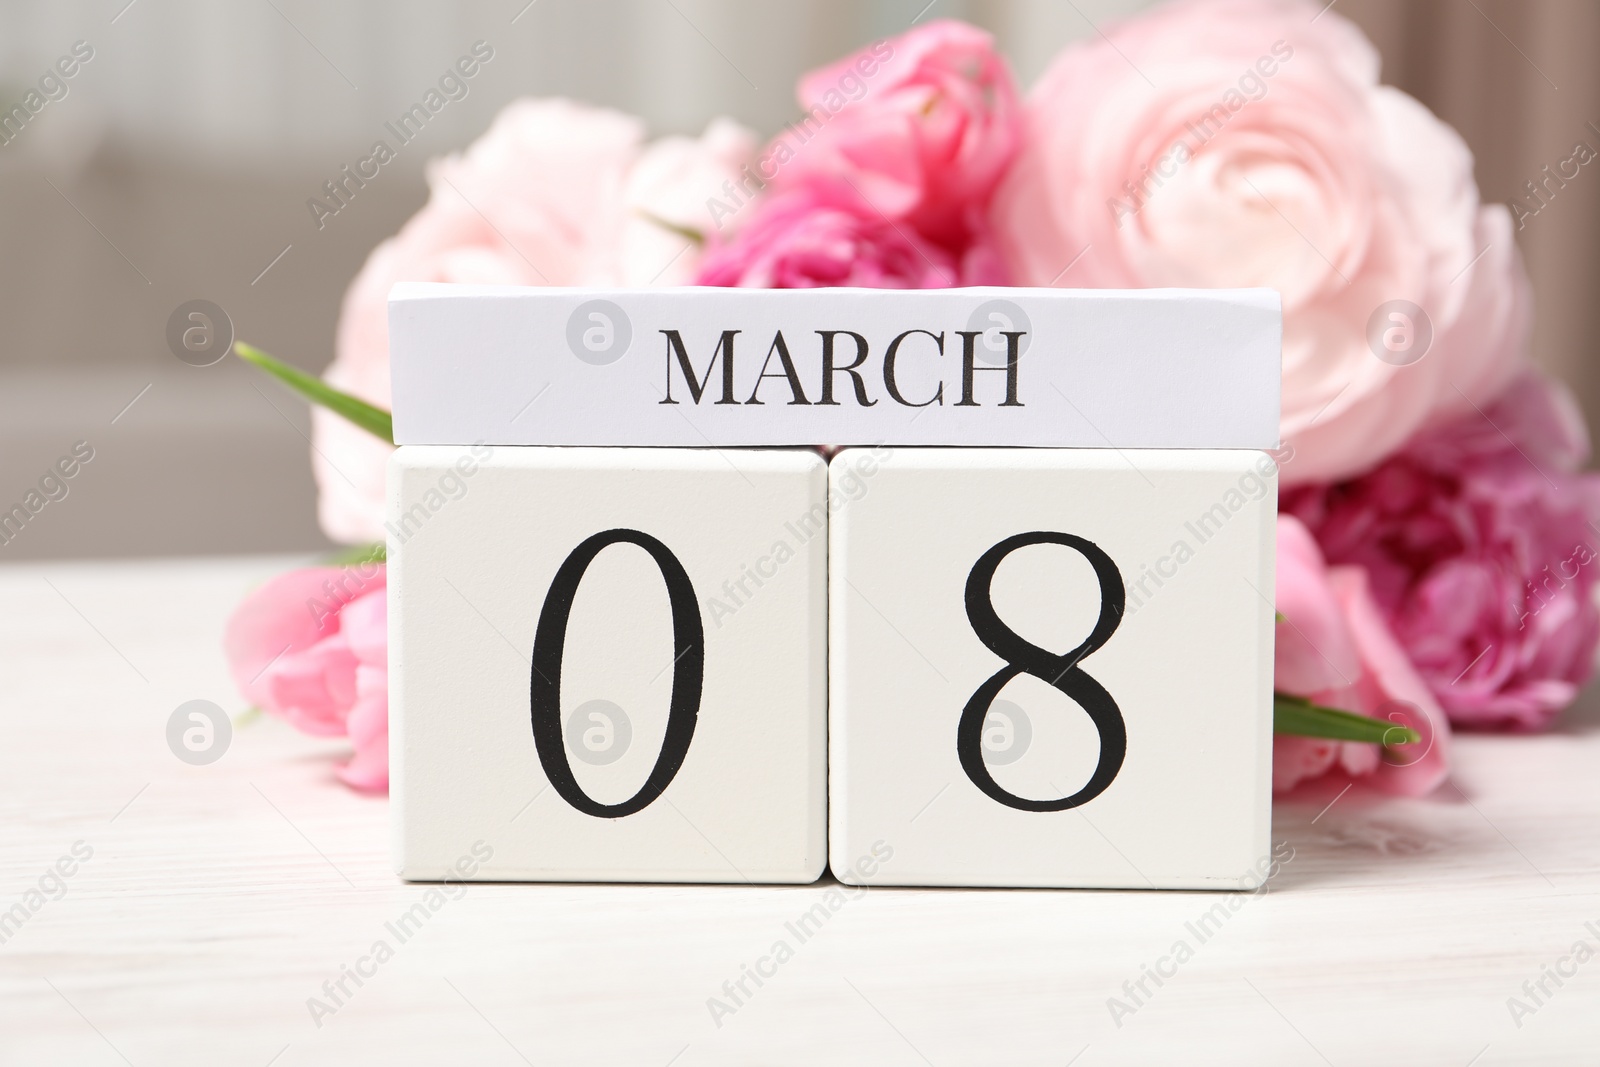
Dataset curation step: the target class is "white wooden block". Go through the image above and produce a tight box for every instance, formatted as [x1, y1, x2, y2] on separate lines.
[389, 446, 828, 883]
[828, 448, 1276, 890]
[388, 284, 1282, 450]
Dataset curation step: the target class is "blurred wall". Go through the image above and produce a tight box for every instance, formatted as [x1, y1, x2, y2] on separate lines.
[0, 0, 1592, 560]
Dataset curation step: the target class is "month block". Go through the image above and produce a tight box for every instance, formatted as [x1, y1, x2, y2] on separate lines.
[388, 284, 1281, 450]
[389, 445, 828, 883]
[828, 448, 1276, 890]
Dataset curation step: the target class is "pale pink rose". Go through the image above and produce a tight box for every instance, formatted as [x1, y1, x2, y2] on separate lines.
[223, 563, 389, 791]
[1287, 375, 1600, 730]
[1274, 516, 1451, 795]
[775, 19, 1021, 252]
[993, 0, 1529, 485]
[313, 100, 757, 543]
[696, 189, 964, 288]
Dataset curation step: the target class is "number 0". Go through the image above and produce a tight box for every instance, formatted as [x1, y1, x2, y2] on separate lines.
[530, 529, 704, 818]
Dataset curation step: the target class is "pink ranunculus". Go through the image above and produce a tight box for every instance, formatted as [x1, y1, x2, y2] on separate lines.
[773, 19, 1022, 253]
[695, 189, 965, 289]
[1286, 375, 1600, 731]
[223, 563, 389, 791]
[312, 100, 758, 543]
[992, 0, 1529, 486]
[1274, 516, 1451, 795]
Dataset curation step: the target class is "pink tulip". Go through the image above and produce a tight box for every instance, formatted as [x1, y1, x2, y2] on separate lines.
[779, 19, 1021, 251]
[695, 189, 967, 289]
[223, 564, 388, 791]
[1274, 516, 1451, 795]
[695, 19, 1021, 289]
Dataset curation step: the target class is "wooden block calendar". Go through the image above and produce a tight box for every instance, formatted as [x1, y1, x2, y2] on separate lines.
[386, 285, 1281, 889]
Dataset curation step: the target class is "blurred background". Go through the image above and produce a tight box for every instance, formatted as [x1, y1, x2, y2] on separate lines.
[0, 0, 1594, 559]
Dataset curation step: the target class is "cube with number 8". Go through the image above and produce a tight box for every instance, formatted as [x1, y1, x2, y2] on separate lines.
[828, 447, 1277, 889]
[390, 445, 828, 883]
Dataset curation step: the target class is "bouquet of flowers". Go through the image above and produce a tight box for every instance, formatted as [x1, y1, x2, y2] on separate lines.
[224, 0, 1600, 798]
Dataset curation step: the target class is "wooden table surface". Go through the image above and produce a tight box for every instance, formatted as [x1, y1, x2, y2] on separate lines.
[2, 555, 1597, 1065]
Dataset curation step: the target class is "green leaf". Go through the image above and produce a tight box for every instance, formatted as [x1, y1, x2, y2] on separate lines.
[234, 341, 394, 444]
[324, 542, 386, 566]
[1274, 693, 1420, 746]
[233, 707, 264, 728]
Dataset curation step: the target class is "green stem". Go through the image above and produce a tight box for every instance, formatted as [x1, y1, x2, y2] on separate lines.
[323, 542, 386, 566]
[234, 342, 394, 445]
[637, 209, 705, 245]
[1274, 693, 1420, 746]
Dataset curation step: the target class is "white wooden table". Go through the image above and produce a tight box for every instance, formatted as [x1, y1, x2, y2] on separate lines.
[2, 556, 1597, 1065]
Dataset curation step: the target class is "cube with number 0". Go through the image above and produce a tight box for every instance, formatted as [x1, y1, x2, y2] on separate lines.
[828, 447, 1277, 889]
[390, 445, 828, 883]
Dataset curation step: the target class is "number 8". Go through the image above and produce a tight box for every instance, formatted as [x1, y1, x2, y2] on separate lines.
[957, 531, 1127, 812]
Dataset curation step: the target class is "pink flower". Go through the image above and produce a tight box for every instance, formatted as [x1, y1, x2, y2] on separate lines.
[223, 563, 389, 791]
[776, 19, 1021, 251]
[313, 100, 758, 543]
[1286, 375, 1600, 730]
[1274, 516, 1451, 795]
[992, 0, 1529, 486]
[695, 189, 964, 288]
[697, 19, 1021, 289]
